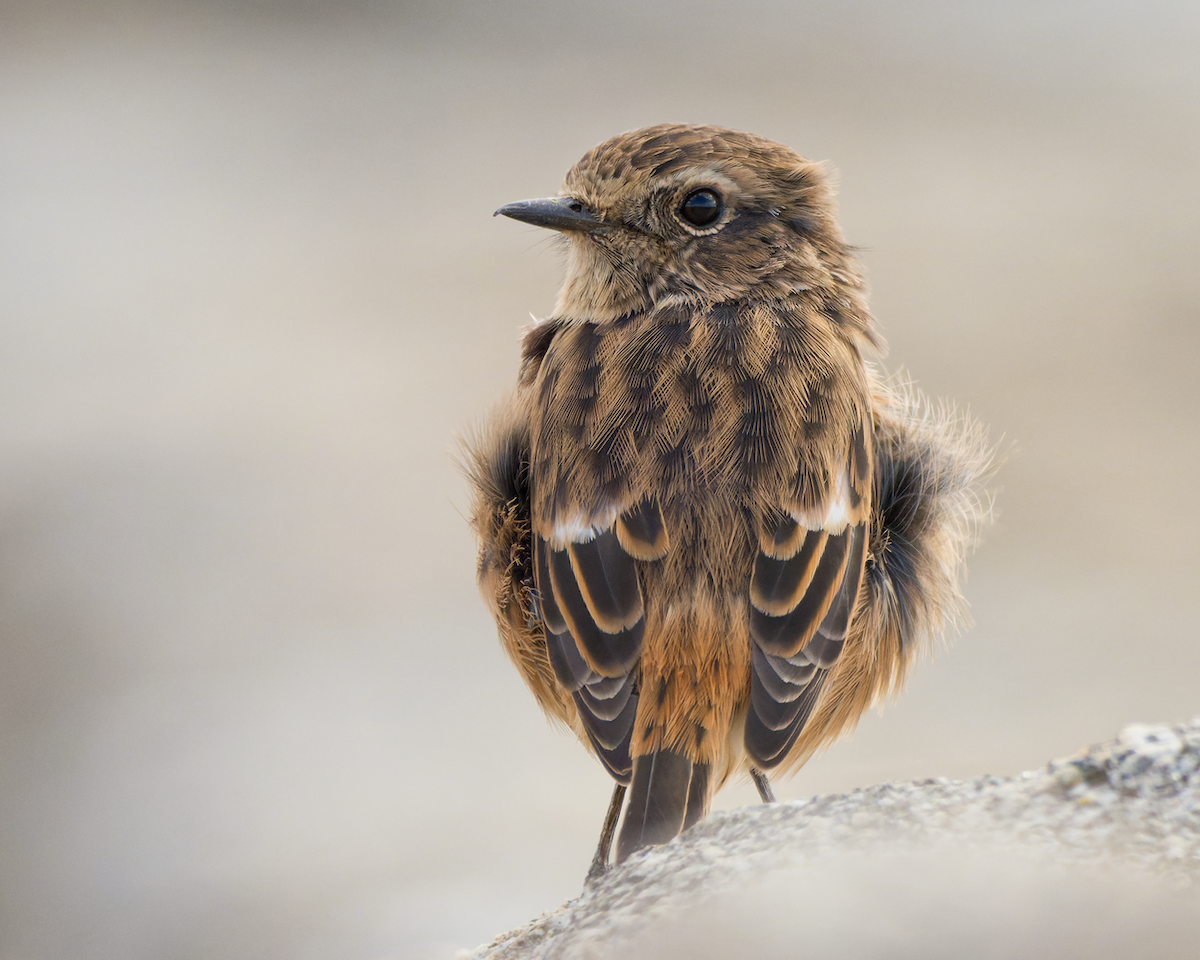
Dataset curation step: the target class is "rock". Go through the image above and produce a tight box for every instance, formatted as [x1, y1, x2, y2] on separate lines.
[465, 718, 1200, 959]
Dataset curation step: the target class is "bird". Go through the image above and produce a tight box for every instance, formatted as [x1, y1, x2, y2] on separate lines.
[462, 123, 994, 878]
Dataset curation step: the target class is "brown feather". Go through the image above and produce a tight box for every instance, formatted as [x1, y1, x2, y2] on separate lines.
[615, 499, 671, 560]
[749, 529, 826, 616]
[750, 528, 852, 657]
[566, 530, 645, 632]
[460, 400, 573, 728]
[758, 513, 807, 560]
[464, 124, 997, 867]
[546, 543, 644, 677]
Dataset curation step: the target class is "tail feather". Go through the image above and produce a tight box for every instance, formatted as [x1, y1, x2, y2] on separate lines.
[615, 749, 710, 862]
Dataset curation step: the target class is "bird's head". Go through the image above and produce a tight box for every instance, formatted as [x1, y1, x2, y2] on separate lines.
[496, 123, 865, 322]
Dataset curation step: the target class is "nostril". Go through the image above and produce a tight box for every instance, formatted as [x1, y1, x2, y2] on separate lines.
[569, 201, 583, 213]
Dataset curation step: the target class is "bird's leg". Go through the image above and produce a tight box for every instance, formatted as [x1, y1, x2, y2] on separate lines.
[750, 767, 776, 803]
[585, 782, 627, 885]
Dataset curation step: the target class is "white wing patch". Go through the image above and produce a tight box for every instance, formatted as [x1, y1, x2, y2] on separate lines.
[549, 503, 623, 547]
[790, 470, 854, 534]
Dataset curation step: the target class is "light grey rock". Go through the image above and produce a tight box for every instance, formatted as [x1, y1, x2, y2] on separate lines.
[466, 719, 1200, 960]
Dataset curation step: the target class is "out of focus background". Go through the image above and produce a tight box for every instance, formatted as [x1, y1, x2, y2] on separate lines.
[1, 1, 1197, 957]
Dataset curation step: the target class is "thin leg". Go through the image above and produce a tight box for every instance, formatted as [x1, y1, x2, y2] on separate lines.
[750, 766, 776, 803]
[585, 782, 627, 884]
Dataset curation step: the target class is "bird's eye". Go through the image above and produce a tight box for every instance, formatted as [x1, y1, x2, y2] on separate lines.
[679, 188, 723, 228]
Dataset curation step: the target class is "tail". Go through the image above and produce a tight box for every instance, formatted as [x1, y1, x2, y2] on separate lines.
[615, 748, 711, 862]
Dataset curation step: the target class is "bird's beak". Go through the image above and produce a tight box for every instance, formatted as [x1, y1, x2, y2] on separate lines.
[494, 196, 606, 233]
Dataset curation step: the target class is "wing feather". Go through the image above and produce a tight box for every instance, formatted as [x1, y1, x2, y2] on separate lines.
[750, 642, 814, 704]
[749, 527, 852, 656]
[532, 500, 670, 784]
[745, 501, 868, 768]
[544, 630, 596, 692]
[762, 647, 818, 686]
[577, 673, 635, 721]
[577, 686, 637, 784]
[745, 668, 828, 766]
[615, 499, 670, 560]
[801, 523, 866, 668]
[749, 650, 821, 731]
[566, 529, 644, 632]
[748, 529, 824, 616]
[546, 540, 644, 676]
[534, 538, 570, 637]
[757, 513, 807, 559]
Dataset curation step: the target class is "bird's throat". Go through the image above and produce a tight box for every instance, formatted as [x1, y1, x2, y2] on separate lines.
[555, 238, 651, 322]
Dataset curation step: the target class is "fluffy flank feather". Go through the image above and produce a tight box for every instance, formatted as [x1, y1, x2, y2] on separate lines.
[868, 375, 998, 670]
[461, 402, 574, 726]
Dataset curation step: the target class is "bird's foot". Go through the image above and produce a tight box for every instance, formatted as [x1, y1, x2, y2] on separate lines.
[751, 766, 776, 803]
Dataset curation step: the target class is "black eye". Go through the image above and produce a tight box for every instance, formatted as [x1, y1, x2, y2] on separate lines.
[679, 188, 723, 227]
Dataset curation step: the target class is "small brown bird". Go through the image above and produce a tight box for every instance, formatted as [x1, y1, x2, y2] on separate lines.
[463, 124, 993, 876]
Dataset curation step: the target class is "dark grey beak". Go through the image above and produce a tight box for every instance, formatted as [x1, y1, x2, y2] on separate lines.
[494, 196, 605, 232]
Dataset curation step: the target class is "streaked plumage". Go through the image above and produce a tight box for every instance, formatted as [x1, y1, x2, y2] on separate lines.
[463, 124, 994, 873]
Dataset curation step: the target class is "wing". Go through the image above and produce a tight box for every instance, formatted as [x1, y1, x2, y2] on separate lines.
[744, 430, 872, 768]
[533, 499, 669, 783]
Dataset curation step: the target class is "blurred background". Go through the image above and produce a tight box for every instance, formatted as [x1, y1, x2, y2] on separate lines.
[1, 1, 1197, 957]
